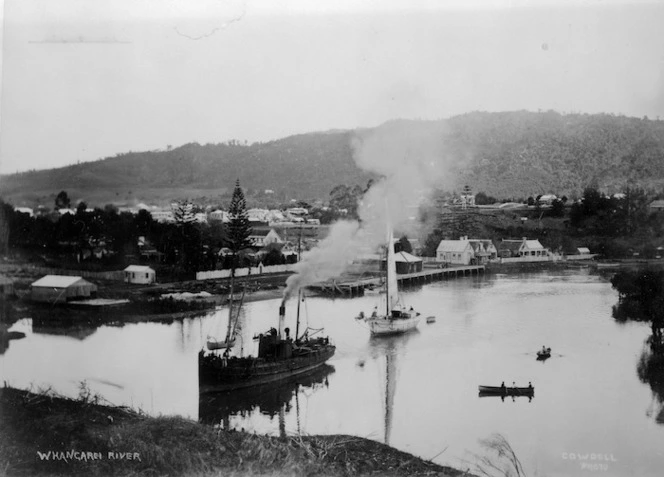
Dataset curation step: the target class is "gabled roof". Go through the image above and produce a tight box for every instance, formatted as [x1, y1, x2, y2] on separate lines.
[499, 241, 523, 252]
[436, 240, 472, 253]
[650, 200, 664, 208]
[31, 275, 90, 288]
[577, 247, 591, 254]
[124, 265, 155, 273]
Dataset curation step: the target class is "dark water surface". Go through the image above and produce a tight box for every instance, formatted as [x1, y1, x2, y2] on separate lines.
[2, 269, 663, 476]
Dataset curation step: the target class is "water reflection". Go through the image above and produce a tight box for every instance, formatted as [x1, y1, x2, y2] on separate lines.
[638, 339, 664, 424]
[198, 363, 335, 435]
[611, 270, 664, 425]
[367, 331, 417, 445]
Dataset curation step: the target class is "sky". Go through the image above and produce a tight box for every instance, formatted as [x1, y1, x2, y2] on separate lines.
[1, 0, 664, 174]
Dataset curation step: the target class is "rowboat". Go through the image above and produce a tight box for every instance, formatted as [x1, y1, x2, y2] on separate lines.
[537, 348, 551, 360]
[478, 385, 534, 397]
[426, 316, 436, 324]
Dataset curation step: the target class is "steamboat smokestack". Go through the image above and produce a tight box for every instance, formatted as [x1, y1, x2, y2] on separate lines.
[278, 300, 286, 339]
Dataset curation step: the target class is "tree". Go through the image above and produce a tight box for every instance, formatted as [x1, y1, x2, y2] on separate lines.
[549, 198, 565, 217]
[0, 200, 11, 255]
[395, 236, 413, 254]
[226, 179, 253, 256]
[55, 191, 71, 210]
[76, 202, 87, 215]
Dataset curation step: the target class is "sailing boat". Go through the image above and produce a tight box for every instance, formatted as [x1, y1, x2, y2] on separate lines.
[199, 292, 336, 393]
[363, 225, 420, 335]
[206, 278, 245, 350]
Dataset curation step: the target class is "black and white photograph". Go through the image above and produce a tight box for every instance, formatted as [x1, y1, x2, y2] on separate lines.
[2, 1, 664, 476]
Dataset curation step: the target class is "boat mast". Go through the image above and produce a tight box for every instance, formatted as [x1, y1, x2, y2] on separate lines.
[224, 272, 235, 344]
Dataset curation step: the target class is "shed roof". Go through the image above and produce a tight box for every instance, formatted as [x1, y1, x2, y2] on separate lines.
[577, 247, 591, 254]
[124, 265, 155, 273]
[436, 240, 472, 253]
[31, 275, 91, 288]
[395, 251, 422, 263]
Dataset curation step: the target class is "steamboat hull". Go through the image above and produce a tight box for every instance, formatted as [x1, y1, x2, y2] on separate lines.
[199, 345, 336, 393]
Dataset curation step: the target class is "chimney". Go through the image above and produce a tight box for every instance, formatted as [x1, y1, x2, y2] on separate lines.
[278, 302, 286, 339]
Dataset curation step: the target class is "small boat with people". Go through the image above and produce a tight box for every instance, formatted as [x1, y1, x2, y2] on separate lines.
[537, 346, 551, 360]
[478, 382, 534, 397]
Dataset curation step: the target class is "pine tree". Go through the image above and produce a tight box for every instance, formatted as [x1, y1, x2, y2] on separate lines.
[226, 179, 253, 254]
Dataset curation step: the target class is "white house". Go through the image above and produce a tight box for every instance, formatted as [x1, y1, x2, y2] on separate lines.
[499, 238, 549, 258]
[249, 229, 283, 247]
[467, 238, 498, 263]
[436, 238, 475, 265]
[247, 208, 270, 223]
[14, 207, 34, 217]
[124, 265, 156, 284]
[538, 194, 558, 205]
[150, 209, 175, 223]
[209, 209, 230, 222]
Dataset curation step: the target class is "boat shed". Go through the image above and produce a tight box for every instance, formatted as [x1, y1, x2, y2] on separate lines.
[30, 275, 98, 304]
[394, 252, 423, 274]
[124, 265, 156, 284]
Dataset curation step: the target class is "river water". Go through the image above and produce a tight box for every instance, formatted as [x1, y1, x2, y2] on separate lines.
[2, 268, 663, 476]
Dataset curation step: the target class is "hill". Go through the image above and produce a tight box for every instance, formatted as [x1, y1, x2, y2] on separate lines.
[2, 111, 664, 207]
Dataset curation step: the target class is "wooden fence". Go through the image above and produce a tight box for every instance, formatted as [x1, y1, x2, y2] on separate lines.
[196, 264, 297, 281]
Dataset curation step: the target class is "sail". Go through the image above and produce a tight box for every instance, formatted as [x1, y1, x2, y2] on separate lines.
[386, 227, 399, 312]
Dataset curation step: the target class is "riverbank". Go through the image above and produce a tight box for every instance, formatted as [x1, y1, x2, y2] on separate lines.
[0, 386, 467, 477]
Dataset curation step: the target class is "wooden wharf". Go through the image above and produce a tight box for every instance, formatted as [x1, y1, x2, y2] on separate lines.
[308, 265, 485, 296]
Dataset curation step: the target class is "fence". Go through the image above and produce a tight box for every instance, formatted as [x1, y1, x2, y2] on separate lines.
[196, 264, 297, 281]
[16, 265, 125, 281]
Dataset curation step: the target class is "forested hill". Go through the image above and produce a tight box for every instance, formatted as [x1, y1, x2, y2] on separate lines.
[2, 111, 664, 207]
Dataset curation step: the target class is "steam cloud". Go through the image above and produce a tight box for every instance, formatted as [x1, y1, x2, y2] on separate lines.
[283, 120, 456, 300]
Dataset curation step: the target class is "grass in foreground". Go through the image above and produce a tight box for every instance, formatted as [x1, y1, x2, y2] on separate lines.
[0, 386, 466, 477]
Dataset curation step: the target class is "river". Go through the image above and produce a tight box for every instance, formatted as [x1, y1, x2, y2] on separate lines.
[2, 268, 663, 476]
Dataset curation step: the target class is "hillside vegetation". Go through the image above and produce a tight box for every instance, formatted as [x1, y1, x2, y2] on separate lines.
[2, 111, 664, 206]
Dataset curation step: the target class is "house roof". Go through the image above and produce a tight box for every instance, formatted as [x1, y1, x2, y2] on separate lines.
[395, 251, 422, 263]
[650, 200, 664, 209]
[124, 265, 155, 273]
[31, 275, 92, 288]
[577, 247, 591, 254]
[499, 241, 523, 252]
[436, 240, 472, 253]
[525, 240, 545, 250]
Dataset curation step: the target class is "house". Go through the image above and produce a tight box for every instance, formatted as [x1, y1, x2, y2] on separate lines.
[467, 239, 498, 263]
[124, 265, 156, 284]
[209, 209, 230, 223]
[649, 200, 664, 211]
[150, 209, 175, 223]
[577, 247, 591, 255]
[14, 207, 34, 217]
[247, 208, 270, 223]
[436, 238, 475, 265]
[31, 275, 98, 303]
[249, 229, 283, 247]
[538, 194, 558, 205]
[498, 238, 549, 258]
